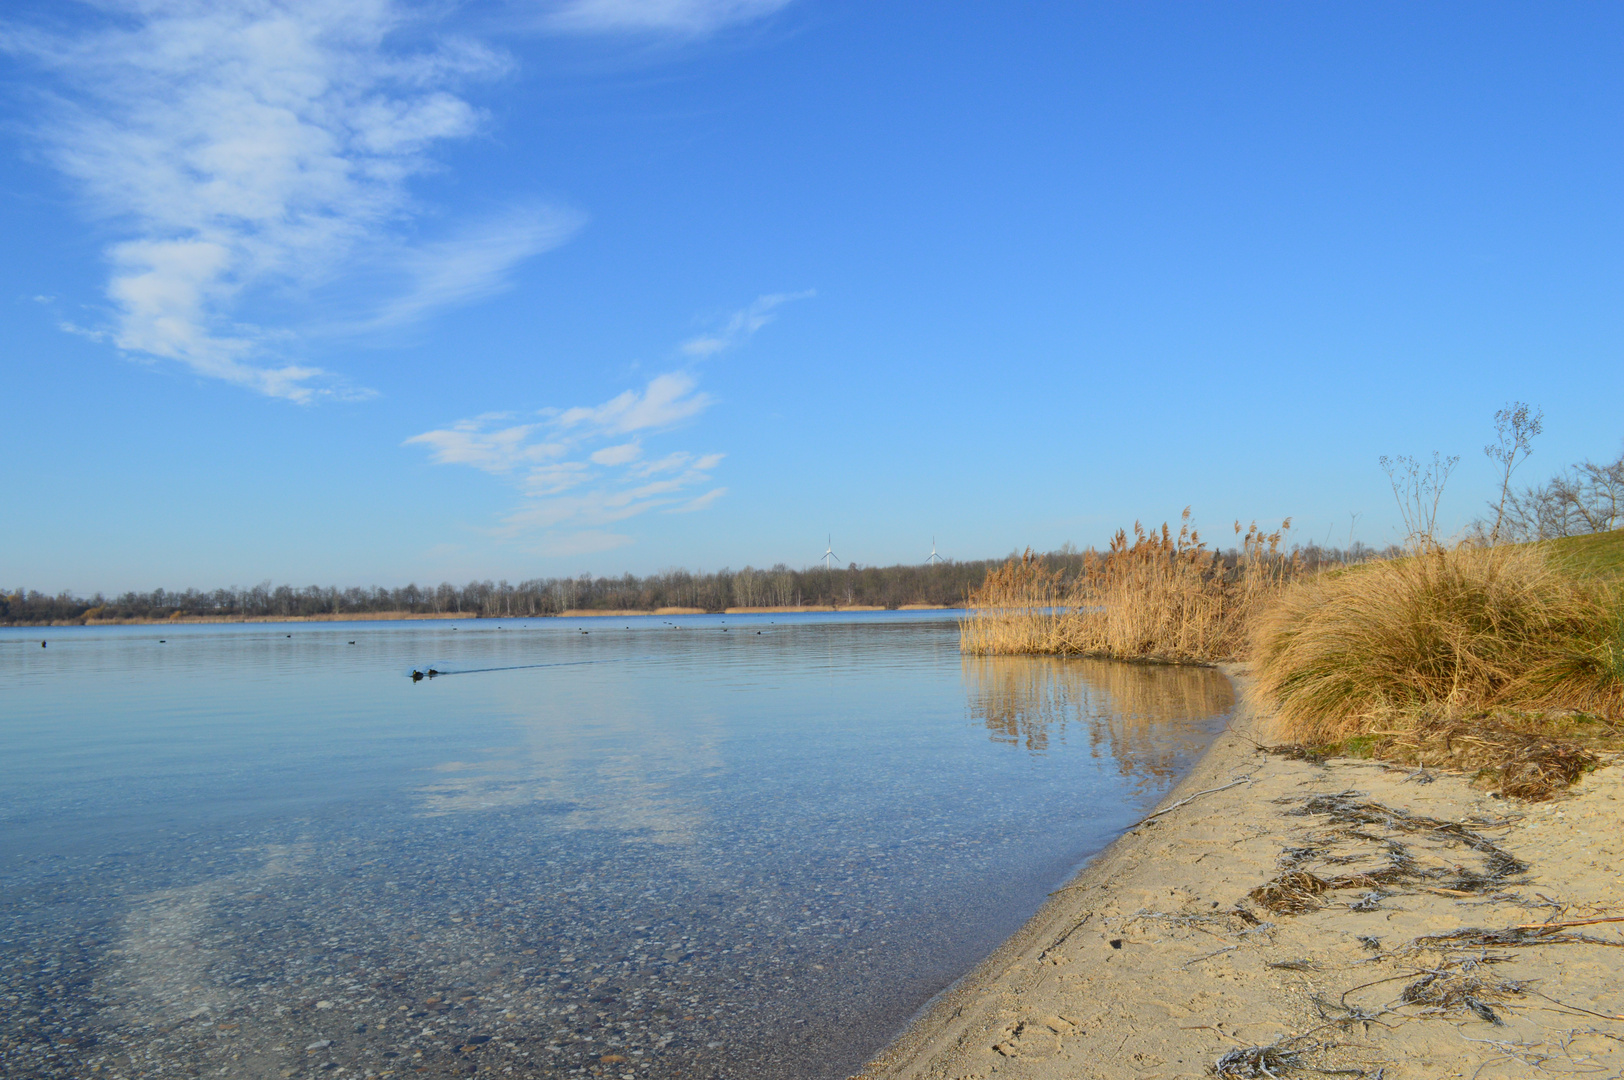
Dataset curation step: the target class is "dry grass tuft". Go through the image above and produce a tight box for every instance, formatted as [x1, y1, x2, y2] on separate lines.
[1252, 543, 1624, 746]
[961, 510, 1293, 662]
[1249, 870, 1332, 915]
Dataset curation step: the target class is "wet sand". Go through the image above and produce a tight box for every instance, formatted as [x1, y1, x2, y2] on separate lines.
[859, 664, 1624, 1080]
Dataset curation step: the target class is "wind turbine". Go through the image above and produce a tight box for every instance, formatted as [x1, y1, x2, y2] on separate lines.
[927, 537, 945, 565]
[822, 535, 840, 570]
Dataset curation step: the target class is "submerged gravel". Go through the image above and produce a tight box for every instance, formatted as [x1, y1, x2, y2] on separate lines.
[0, 619, 1231, 1080]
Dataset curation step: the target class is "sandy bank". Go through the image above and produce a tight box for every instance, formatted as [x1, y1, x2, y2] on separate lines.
[859, 665, 1624, 1080]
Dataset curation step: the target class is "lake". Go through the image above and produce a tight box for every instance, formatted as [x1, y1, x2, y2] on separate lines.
[0, 612, 1232, 1080]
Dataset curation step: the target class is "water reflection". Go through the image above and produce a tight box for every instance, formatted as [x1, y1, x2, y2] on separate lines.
[417, 710, 724, 847]
[966, 657, 1233, 789]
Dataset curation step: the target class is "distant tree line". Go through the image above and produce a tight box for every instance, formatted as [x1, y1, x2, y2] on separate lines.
[1, 558, 1010, 625]
[1, 535, 1407, 626]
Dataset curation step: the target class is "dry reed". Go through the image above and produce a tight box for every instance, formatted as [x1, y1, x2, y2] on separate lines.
[960, 509, 1293, 663]
[1251, 543, 1624, 745]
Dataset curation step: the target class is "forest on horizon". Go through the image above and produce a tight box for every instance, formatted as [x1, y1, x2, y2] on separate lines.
[2, 539, 1395, 626]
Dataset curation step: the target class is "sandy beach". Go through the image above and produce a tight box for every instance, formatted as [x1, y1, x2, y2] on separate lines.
[860, 665, 1624, 1080]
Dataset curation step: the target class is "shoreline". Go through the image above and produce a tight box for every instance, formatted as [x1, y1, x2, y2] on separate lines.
[858, 664, 1624, 1080]
[11, 604, 959, 628]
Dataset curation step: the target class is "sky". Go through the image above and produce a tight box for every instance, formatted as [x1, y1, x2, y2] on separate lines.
[2, 0, 1622, 593]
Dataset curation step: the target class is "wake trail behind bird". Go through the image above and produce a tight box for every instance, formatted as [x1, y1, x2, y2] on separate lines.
[408, 654, 664, 680]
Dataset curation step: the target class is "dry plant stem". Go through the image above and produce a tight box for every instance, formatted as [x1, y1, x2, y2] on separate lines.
[1513, 915, 1624, 930]
[1131, 777, 1253, 827]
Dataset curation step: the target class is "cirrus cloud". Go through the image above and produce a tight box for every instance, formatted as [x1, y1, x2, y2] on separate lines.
[540, 0, 793, 36]
[405, 292, 808, 553]
[407, 371, 724, 545]
[5, 0, 567, 401]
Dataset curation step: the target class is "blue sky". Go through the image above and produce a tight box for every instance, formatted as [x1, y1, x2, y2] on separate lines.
[3, 1, 1622, 592]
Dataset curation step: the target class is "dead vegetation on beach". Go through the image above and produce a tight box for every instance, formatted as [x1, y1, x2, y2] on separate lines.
[1244, 791, 1527, 917]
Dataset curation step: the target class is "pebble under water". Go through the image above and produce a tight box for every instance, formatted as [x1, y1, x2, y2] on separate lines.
[0, 613, 1232, 1080]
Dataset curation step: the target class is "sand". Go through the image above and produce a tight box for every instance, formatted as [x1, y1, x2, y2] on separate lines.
[859, 664, 1624, 1080]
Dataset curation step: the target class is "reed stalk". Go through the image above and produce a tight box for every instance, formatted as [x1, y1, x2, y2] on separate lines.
[960, 509, 1294, 663]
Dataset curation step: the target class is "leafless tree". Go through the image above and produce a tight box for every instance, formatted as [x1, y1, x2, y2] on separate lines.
[1503, 450, 1624, 539]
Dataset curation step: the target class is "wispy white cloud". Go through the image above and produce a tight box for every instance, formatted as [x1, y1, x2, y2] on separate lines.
[404, 293, 806, 552]
[7, 0, 567, 401]
[554, 371, 712, 433]
[589, 440, 643, 466]
[360, 205, 585, 330]
[540, 0, 793, 36]
[672, 487, 726, 512]
[629, 449, 722, 477]
[407, 371, 725, 546]
[680, 289, 813, 357]
[402, 414, 566, 472]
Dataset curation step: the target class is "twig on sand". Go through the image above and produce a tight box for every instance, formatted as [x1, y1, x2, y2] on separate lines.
[1184, 945, 1239, 967]
[1133, 777, 1254, 827]
[1513, 915, 1624, 931]
[1530, 990, 1624, 1022]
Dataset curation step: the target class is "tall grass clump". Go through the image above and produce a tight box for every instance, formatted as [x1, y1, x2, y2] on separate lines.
[961, 510, 1295, 662]
[1252, 543, 1624, 745]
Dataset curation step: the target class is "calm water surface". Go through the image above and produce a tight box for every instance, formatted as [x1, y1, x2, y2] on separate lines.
[0, 613, 1232, 1080]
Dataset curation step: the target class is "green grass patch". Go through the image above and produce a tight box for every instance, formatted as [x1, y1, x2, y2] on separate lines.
[1334, 734, 1378, 759]
[1543, 529, 1624, 578]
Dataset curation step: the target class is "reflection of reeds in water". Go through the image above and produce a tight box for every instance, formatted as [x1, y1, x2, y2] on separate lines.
[964, 656, 1234, 787]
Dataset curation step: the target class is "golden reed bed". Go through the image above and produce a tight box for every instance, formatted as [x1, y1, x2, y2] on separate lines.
[959, 511, 1290, 664]
[961, 516, 1624, 791]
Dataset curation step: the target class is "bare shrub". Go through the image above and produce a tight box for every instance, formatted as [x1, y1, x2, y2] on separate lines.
[1502, 452, 1624, 540]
